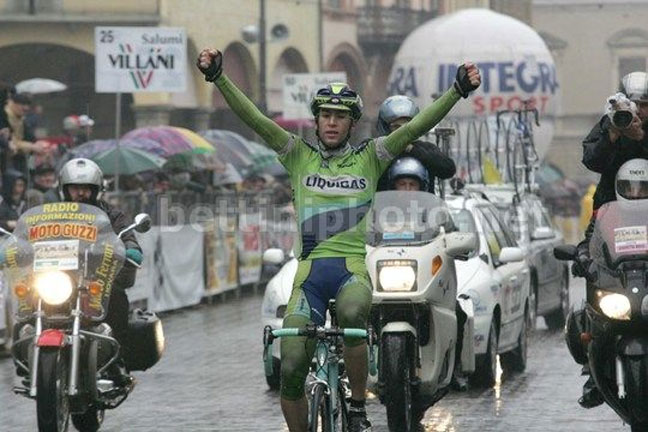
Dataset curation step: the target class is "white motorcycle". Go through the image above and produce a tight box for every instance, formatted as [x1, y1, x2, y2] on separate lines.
[365, 191, 477, 432]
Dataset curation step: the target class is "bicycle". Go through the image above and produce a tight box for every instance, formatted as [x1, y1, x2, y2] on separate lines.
[263, 306, 377, 432]
[496, 100, 541, 194]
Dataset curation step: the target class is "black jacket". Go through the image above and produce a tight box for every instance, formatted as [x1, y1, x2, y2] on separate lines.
[582, 116, 648, 210]
[0, 170, 27, 231]
[96, 200, 142, 289]
[377, 139, 456, 192]
[0, 107, 36, 176]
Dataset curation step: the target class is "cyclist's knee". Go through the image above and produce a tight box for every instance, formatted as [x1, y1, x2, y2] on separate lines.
[280, 355, 308, 400]
[280, 314, 313, 400]
[337, 301, 368, 328]
[280, 342, 309, 400]
[337, 299, 370, 347]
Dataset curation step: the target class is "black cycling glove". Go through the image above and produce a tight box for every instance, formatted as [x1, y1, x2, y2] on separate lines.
[197, 50, 223, 82]
[453, 64, 478, 98]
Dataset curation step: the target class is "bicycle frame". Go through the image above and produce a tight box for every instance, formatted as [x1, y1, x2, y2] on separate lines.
[496, 100, 541, 193]
[263, 325, 377, 431]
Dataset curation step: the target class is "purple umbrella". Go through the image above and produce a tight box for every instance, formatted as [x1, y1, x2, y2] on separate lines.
[72, 138, 167, 159]
[123, 126, 194, 157]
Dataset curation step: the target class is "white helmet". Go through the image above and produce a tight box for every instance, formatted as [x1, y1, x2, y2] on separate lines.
[58, 158, 104, 202]
[616, 158, 648, 202]
[620, 72, 648, 102]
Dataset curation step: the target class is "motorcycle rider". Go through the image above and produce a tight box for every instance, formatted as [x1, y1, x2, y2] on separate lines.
[376, 95, 456, 192]
[197, 47, 480, 432]
[57, 158, 143, 385]
[573, 72, 648, 408]
[571, 158, 648, 408]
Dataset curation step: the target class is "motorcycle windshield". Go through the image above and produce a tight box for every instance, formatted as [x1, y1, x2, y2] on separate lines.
[366, 191, 453, 247]
[590, 199, 648, 270]
[1, 202, 125, 320]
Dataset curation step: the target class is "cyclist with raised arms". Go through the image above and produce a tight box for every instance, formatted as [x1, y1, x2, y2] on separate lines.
[197, 48, 480, 432]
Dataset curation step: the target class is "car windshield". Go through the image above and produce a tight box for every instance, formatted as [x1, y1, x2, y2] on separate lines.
[366, 191, 453, 246]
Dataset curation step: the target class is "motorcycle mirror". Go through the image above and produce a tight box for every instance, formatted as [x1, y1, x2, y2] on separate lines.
[553, 244, 577, 261]
[134, 213, 152, 233]
[446, 232, 477, 258]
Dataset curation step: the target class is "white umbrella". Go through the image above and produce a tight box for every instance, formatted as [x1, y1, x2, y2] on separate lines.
[15, 78, 67, 94]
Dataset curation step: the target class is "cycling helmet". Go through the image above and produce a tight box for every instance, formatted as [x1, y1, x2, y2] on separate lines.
[615, 158, 648, 202]
[620, 72, 648, 102]
[388, 157, 430, 191]
[377, 95, 420, 135]
[58, 158, 104, 202]
[310, 82, 363, 121]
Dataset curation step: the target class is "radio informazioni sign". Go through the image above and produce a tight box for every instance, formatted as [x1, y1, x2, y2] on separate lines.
[95, 27, 187, 93]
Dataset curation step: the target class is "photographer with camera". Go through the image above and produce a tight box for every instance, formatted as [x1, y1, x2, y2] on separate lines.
[583, 72, 648, 211]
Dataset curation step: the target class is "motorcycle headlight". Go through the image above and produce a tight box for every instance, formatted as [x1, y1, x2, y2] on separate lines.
[34, 271, 74, 306]
[378, 260, 417, 292]
[597, 291, 631, 321]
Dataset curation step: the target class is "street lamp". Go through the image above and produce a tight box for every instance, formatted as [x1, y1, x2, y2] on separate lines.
[241, 0, 289, 114]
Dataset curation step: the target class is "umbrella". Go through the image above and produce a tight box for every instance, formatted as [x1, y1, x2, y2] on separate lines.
[164, 151, 226, 172]
[200, 129, 285, 176]
[15, 78, 67, 94]
[200, 130, 253, 172]
[71, 138, 167, 159]
[245, 140, 285, 175]
[123, 126, 215, 157]
[91, 146, 166, 175]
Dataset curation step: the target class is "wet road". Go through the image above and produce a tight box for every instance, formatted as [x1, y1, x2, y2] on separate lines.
[0, 277, 630, 431]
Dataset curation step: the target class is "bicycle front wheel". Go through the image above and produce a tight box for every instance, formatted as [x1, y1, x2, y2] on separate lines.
[309, 382, 331, 432]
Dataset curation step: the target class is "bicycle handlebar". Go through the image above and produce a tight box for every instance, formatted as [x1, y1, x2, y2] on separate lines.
[265, 326, 369, 343]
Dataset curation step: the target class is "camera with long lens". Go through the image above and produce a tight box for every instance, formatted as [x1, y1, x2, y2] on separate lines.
[606, 93, 637, 129]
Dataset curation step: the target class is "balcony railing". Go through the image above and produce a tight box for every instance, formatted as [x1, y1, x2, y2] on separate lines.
[357, 6, 436, 50]
[0, 0, 160, 24]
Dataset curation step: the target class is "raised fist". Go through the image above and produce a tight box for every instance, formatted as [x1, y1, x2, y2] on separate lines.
[453, 62, 481, 98]
[197, 48, 223, 82]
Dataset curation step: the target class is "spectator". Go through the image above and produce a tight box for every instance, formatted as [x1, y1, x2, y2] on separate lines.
[0, 89, 48, 177]
[28, 163, 59, 204]
[0, 170, 27, 231]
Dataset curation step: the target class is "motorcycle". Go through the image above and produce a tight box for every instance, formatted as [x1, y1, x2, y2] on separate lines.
[2, 203, 164, 432]
[365, 191, 477, 432]
[555, 199, 648, 432]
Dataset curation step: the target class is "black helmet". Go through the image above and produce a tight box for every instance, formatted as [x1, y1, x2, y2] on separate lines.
[310, 82, 363, 121]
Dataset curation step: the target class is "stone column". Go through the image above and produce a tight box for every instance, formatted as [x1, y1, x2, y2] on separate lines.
[193, 108, 213, 132]
[133, 105, 173, 128]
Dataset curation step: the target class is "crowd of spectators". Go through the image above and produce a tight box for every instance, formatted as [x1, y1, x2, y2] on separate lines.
[0, 85, 293, 228]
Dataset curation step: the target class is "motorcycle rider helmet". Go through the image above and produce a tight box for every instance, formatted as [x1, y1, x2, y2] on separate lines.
[620, 72, 648, 102]
[388, 157, 430, 192]
[310, 82, 363, 121]
[377, 95, 420, 135]
[615, 158, 648, 202]
[58, 158, 104, 203]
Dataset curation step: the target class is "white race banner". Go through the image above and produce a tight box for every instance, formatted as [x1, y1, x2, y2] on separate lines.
[282, 72, 347, 120]
[95, 27, 187, 93]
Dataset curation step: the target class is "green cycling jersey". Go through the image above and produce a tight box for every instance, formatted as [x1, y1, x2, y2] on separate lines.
[214, 75, 461, 260]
